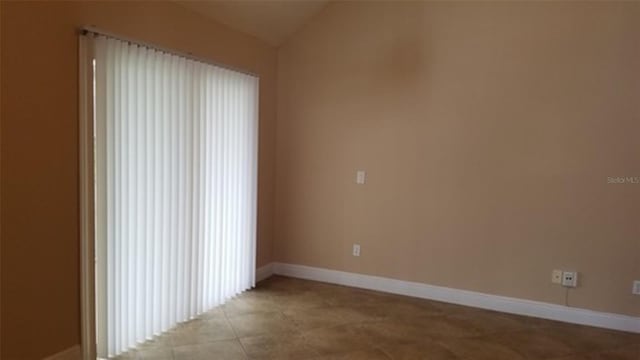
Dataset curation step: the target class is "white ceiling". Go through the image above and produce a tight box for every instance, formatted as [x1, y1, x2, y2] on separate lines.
[178, 0, 329, 46]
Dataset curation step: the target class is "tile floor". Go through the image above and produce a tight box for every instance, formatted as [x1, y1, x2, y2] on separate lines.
[113, 276, 640, 360]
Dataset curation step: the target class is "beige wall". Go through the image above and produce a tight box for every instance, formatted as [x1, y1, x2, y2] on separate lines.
[0, 1, 276, 359]
[276, 1, 640, 317]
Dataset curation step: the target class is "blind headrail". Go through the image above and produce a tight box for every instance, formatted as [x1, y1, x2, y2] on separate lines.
[79, 26, 259, 78]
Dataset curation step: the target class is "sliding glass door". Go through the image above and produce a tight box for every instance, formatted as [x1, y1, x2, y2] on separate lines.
[87, 33, 259, 358]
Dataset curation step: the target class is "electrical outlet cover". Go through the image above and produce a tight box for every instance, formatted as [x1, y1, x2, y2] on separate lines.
[552, 270, 563, 284]
[562, 271, 578, 287]
[633, 280, 640, 295]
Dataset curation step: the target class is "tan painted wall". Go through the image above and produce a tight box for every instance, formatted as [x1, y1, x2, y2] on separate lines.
[0, 1, 276, 359]
[276, 1, 640, 317]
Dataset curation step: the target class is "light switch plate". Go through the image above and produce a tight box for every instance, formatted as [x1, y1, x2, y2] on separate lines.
[356, 170, 366, 184]
[633, 281, 640, 295]
[352, 244, 361, 257]
[552, 270, 563, 284]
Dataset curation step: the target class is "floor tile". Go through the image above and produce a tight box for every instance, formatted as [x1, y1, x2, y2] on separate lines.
[110, 350, 138, 360]
[492, 328, 575, 359]
[240, 332, 319, 359]
[302, 323, 374, 355]
[376, 339, 460, 360]
[322, 287, 396, 307]
[541, 324, 639, 354]
[136, 346, 173, 360]
[223, 293, 286, 317]
[358, 320, 437, 346]
[197, 306, 227, 320]
[167, 318, 237, 346]
[546, 354, 600, 360]
[272, 291, 333, 311]
[228, 311, 300, 338]
[438, 337, 526, 360]
[313, 348, 391, 359]
[445, 309, 530, 335]
[173, 339, 246, 360]
[136, 334, 174, 349]
[598, 343, 640, 360]
[405, 315, 483, 339]
[283, 306, 353, 331]
[379, 299, 444, 320]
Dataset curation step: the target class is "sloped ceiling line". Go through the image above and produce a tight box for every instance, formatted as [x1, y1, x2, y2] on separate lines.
[178, 0, 329, 46]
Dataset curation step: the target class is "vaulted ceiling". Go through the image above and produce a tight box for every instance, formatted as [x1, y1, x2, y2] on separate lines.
[178, 0, 329, 46]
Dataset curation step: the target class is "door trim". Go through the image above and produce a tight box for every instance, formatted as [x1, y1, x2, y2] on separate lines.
[79, 31, 97, 360]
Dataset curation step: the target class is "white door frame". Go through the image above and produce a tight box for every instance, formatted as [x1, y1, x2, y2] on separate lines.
[79, 32, 97, 360]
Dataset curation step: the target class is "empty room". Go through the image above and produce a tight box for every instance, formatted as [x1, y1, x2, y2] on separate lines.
[1, 1, 639, 359]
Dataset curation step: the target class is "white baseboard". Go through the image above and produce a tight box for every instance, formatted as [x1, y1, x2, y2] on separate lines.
[269, 262, 639, 334]
[43, 345, 81, 360]
[256, 263, 275, 282]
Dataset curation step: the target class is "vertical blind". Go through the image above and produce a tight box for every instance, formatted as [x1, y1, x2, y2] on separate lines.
[91, 34, 259, 358]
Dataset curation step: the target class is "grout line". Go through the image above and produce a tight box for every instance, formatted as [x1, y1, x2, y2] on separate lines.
[222, 304, 251, 359]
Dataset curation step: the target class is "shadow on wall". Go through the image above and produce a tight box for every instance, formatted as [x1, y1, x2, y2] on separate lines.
[370, 6, 430, 93]
[379, 35, 429, 87]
